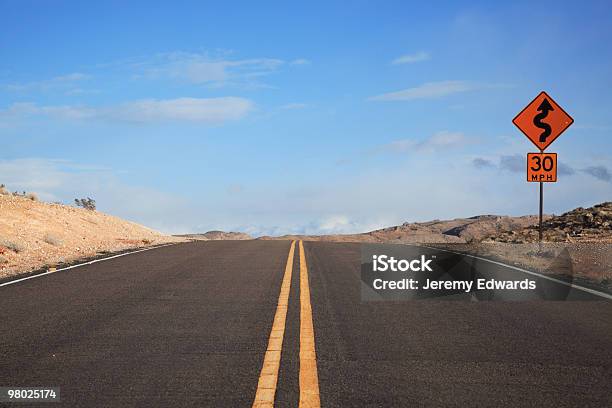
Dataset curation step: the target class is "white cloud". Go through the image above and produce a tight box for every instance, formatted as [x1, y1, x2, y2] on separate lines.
[392, 52, 430, 65]
[3, 72, 91, 92]
[52, 73, 91, 82]
[368, 80, 511, 101]
[290, 58, 311, 65]
[112, 97, 253, 123]
[316, 215, 353, 233]
[0, 97, 254, 124]
[416, 131, 470, 151]
[369, 80, 474, 101]
[383, 131, 471, 153]
[137, 52, 284, 87]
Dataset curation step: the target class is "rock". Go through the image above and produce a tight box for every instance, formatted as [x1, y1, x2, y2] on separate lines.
[487, 202, 612, 243]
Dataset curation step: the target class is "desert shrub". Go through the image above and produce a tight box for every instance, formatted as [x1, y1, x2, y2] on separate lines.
[43, 233, 62, 246]
[0, 239, 24, 253]
[74, 197, 96, 210]
[0, 255, 8, 264]
[7, 190, 39, 200]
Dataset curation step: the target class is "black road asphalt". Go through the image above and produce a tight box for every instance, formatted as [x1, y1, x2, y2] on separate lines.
[1, 240, 611, 407]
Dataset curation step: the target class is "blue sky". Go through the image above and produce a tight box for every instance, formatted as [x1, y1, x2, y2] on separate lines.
[1, 0, 611, 235]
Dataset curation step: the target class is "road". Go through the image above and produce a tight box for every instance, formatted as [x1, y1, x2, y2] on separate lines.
[1, 240, 611, 407]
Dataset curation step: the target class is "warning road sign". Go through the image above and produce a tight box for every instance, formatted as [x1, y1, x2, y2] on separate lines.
[527, 152, 557, 182]
[513, 91, 574, 151]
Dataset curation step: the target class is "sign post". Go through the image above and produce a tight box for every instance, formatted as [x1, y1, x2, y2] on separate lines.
[539, 176, 543, 242]
[512, 91, 573, 245]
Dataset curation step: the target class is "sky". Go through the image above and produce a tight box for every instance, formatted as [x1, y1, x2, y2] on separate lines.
[1, 0, 611, 236]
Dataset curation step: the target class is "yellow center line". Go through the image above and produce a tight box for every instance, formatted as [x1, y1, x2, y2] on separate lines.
[299, 240, 321, 408]
[252, 240, 295, 408]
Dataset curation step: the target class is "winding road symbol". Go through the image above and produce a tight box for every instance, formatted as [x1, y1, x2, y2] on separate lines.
[533, 98, 554, 143]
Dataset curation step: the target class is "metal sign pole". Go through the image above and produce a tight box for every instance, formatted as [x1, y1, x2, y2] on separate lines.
[539, 181, 543, 241]
[539, 149, 544, 248]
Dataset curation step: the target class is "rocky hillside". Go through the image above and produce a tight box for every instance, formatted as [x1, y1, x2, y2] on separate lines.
[176, 231, 252, 241]
[0, 194, 183, 279]
[263, 203, 612, 244]
[486, 202, 612, 243]
[260, 215, 542, 244]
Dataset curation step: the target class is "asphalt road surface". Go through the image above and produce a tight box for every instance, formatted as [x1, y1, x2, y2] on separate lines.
[1, 240, 611, 407]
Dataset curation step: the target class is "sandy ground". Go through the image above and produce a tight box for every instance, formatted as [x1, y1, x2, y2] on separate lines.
[0, 195, 184, 280]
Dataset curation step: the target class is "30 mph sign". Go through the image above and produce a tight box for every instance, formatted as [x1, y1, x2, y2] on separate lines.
[527, 153, 557, 182]
[513, 91, 574, 244]
[513, 91, 574, 151]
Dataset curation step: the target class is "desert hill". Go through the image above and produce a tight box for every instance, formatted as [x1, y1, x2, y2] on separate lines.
[260, 214, 543, 244]
[176, 231, 252, 240]
[0, 194, 183, 279]
[260, 203, 612, 245]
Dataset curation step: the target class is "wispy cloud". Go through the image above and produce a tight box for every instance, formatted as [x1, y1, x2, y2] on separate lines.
[392, 51, 430, 65]
[499, 154, 523, 173]
[3, 52, 306, 95]
[368, 80, 509, 101]
[383, 131, 471, 153]
[112, 97, 253, 123]
[475, 155, 610, 183]
[582, 165, 611, 182]
[1, 97, 254, 124]
[279, 102, 308, 110]
[573, 124, 612, 131]
[2, 72, 91, 93]
[290, 58, 311, 65]
[472, 157, 495, 168]
[133, 52, 286, 87]
[558, 163, 575, 176]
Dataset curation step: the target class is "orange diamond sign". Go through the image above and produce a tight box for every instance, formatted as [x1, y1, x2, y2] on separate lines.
[512, 91, 574, 151]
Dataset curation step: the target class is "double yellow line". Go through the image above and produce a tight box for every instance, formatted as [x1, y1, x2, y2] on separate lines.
[252, 241, 320, 408]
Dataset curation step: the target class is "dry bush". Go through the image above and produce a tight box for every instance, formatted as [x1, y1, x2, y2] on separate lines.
[75, 197, 96, 210]
[0, 239, 24, 253]
[0, 255, 8, 264]
[7, 190, 39, 201]
[43, 233, 63, 246]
